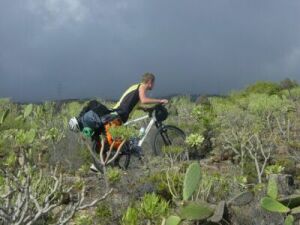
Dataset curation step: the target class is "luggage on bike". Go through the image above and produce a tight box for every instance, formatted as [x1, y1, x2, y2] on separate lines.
[76, 100, 122, 138]
[78, 100, 110, 135]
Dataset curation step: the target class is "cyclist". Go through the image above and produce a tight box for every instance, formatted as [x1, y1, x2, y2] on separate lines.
[69, 72, 168, 172]
[102, 73, 168, 159]
[114, 72, 168, 123]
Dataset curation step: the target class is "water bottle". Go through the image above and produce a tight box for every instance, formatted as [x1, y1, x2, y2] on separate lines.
[139, 127, 145, 137]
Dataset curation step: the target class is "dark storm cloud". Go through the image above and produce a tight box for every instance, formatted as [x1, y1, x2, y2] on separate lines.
[0, 0, 300, 102]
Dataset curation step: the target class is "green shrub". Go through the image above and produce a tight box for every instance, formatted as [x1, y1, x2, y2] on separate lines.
[73, 179, 85, 191]
[140, 193, 169, 221]
[265, 164, 285, 176]
[5, 152, 17, 167]
[65, 102, 83, 117]
[122, 207, 138, 225]
[109, 126, 138, 140]
[77, 164, 91, 176]
[107, 167, 121, 184]
[244, 81, 281, 95]
[185, 133, 204, 149]
[95, 204, 112, 221]
[74, 213, 93, 225]
[198, 171, 241, 202]
[146, 169, 183, 201]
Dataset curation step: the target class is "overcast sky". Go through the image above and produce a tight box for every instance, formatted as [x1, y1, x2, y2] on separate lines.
[0, 0, 300, 102]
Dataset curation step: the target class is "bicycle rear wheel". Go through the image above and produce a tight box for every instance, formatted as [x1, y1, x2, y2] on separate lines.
[153, 125, 187, 159]
[114, 143, 131, 170]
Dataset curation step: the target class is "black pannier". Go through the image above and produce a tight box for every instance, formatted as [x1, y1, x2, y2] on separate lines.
[78, 100, 111, 131]
[77, 100, 120, 135]
[79, 100, 111, 118]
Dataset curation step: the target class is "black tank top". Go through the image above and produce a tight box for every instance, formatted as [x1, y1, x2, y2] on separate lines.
[113, 83, 141, 122]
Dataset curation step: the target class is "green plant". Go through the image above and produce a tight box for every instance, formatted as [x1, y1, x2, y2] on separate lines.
[164, 162, 216, 224]
[267, 175, 278, 200]
[197, 171, 238, 202]
[77, 164, 90, 176]
[192, 105, 215, 130]
[15, 129, 36, 147]
[95, 204, 112, 221]
[140, 193, 169, 221]
[183, 162, 201, 200]
[260, 197, 290, 213]
[122, 207, 138, 225]
[0, 109, 9, 125]
[5, 152, 17, 167]
[74, 179, 85, 191]
[260, 175, 296, 223]
[165, 215, 181, 225]
[265, 164, 285, 176]
[74, 213, 93, 225]
[284, 215, 295, 225]
[66, 102, 83, 117]
[185, 133, 204, 149]
[244, 81, 281, 95]
[106, 167, 121, 184]
[23, 104, 33, 118]
[179, 202, 213, 220]
[109, 126, 139, 140]
[148, 169, 183, 200]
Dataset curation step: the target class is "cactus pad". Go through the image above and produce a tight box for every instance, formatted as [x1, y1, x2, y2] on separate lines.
[183, 162, 201, 200]
[260, 197, 290, 213]
[179, 202, 213, 221]
[267, 175, 278, 200]
[166, 215, 181, 225]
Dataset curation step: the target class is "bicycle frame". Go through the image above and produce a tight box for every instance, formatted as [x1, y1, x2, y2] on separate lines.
[123, 113, 157, 147]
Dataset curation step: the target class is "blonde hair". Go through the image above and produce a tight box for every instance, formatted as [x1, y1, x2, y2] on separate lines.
[141, 73, 155, 84]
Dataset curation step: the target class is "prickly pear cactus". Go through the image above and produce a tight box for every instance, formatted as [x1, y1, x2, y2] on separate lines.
[179, 202, 213, 220]
[166, 215, 181, 225]
[267, 175, 278, 200]
[284, 215, 294, 225]
[183, 162, 201, 201]
[260, 197, 290, 213]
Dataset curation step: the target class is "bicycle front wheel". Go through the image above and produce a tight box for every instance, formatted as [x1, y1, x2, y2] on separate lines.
[153, 125, 187, 157]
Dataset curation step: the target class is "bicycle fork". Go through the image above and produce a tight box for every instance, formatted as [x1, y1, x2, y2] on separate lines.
[155, 122, 172, 146]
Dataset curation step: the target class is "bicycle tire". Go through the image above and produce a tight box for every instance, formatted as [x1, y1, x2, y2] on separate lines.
[153, 125, 187, 156]
[114, 144, 131, 170]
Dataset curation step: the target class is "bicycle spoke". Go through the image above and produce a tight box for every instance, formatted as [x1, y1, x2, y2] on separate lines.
[153, 125, 186, 159]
